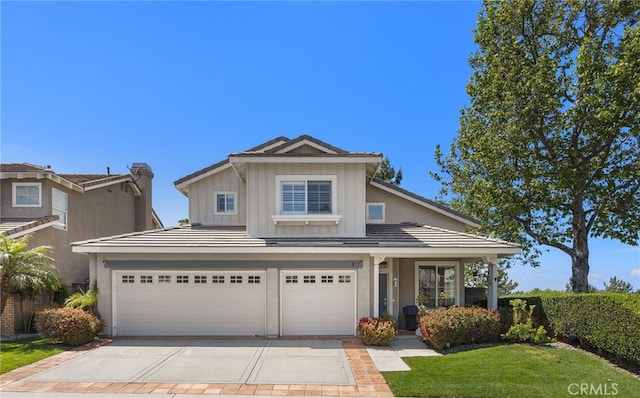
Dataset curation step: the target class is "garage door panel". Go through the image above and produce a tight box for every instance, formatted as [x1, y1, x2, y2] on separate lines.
[281, 271, 356, 336]
[115, 271, 266, 336]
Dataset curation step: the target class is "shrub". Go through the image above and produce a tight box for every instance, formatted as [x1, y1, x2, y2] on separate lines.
[504, 299, 550, 344]
[35, 307, 105, 346]
[359, 316, 397, 346]
[418, 306, 501, 350]
[500, 293, 640, 365]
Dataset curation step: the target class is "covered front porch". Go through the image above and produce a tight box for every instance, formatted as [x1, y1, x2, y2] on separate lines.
[371, 255, 502, 330]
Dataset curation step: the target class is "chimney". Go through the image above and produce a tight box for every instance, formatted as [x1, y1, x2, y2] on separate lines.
[129, 162, 154, 231]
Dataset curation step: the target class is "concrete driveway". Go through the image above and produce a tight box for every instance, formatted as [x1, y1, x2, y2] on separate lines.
[25, 339, 356, 386]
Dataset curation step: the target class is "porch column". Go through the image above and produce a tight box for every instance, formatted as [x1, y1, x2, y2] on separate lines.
[485, 255, 498, 310]
[373, 256, 385, 317]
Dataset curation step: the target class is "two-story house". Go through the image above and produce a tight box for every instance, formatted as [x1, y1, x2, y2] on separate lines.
[72, 136, 519, 337]
[0, 162, 162, 335]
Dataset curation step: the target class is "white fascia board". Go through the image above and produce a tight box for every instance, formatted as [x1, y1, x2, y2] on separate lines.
[274, 139, 338, 154]
[229, 156, 382, 164]
[174, 162, 233, 192]
[370, 180, 481, 228]
[1, 172, 83, 192]
[83, 177, 140, 195]
[71, 245, 521, 256]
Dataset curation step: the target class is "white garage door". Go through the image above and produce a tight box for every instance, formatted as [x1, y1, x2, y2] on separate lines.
[281, 270, 356, 335]
[114, 270, 266, 336]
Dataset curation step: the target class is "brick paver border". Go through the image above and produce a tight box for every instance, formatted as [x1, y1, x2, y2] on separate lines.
[0, 337, 393, 397]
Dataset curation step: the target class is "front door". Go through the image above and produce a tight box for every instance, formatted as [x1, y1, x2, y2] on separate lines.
[378, 273, 388, 316]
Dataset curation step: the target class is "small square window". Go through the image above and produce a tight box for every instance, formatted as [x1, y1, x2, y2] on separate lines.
[13, 183, 42, 207]
[215, 192, 237, 214]
[321, 275, 333, 283]
[366, 203, 385, 223]
[194, 275, 207, 284]
[140, 275, 153, 284]
[212, 275, 225, 284]
[248, 276, 261, 284]
[339, 275, 351, 284]
[122, 275, 135, 284]
[230, 275, 242, 284]
[159, 275, 171, 283]
[286, 275, 298, 284]
[177, 275, 189, 284]
[303, 275, 316, 284]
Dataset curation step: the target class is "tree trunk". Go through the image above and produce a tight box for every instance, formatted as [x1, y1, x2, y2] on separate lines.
[1, 277, 12, 314]
[570, 207, 590, 293]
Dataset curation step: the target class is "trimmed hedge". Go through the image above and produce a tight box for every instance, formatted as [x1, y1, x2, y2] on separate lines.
[499, 293, 640, 365]
[359, 316, 397, 346]
[35, 307, 105, 346]
[418, 306, 501, 350]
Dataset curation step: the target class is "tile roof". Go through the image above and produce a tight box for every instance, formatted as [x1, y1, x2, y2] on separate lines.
[0, 216, 60, 238]
[1, 163, 131, 187]
[71, 223, 520, 255]
[0, 163, 51, 173]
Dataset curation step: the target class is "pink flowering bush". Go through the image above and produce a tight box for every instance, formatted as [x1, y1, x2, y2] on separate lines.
[419, 306, 501, 350]
[35, 307, 105, 346]
[358, 316, 397, 346]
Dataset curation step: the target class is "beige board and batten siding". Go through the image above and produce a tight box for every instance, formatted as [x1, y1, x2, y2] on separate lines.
[246, 162, 366, 237]
[188, 165, 246, 226]
[366, 185, 468, 232]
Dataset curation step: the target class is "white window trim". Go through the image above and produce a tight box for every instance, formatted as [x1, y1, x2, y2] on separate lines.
[366, 202, 385, 224]
[52, 188, 68, 230]
[12, 182, 42, 207]
[414, 261, 461, 307]
[273, 175, 339, 225]
[213, 191, 238, 215]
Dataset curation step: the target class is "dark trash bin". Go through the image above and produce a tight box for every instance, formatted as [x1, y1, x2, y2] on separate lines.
[403, 305, 419, 330]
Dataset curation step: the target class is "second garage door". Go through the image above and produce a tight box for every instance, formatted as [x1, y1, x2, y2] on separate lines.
[280, 270, 356, 335]
[114, 270, 266, 336]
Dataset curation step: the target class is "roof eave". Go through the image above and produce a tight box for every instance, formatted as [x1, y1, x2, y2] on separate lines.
[228, 155, 383, 164]
[1, 171, 83, 192]
[71, 245, 521, 256]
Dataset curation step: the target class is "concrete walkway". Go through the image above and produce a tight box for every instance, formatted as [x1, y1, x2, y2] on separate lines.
[366, 335, 441, 372]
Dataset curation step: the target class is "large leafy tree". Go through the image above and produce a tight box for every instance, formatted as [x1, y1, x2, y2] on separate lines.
[0, 235, 61, 314]
[435, 0, 640, 292]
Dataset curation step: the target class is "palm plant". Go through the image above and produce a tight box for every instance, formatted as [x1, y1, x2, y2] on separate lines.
[1, 234, 61, 315]
[65, 281, 98, 316]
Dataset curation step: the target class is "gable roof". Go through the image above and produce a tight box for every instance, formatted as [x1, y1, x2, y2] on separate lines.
[1, 163, 140, 194]
[174, 135, 382, 194]
[71, 223, 520, 257]
[1, 163, 163, 228]
[370, 177, 481, 229]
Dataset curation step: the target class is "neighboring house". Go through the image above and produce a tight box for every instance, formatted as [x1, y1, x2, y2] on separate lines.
[0, 162, 162, 335]
[72, 136, 519, 337]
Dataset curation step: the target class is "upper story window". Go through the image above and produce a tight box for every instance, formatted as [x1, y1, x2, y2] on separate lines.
[52, 188, 68, 230]
[12, 183, 42, 207]
[279, 176, 336, 215]
[366, 203, 385, 223]
[214, 192, 237, 215]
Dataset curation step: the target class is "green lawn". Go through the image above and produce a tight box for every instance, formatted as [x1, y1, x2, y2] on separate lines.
[0, 337, 66, 374]
[383, 345, 640, 398]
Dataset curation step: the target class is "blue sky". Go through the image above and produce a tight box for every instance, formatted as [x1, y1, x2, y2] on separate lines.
[2, 1, 638, 292]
